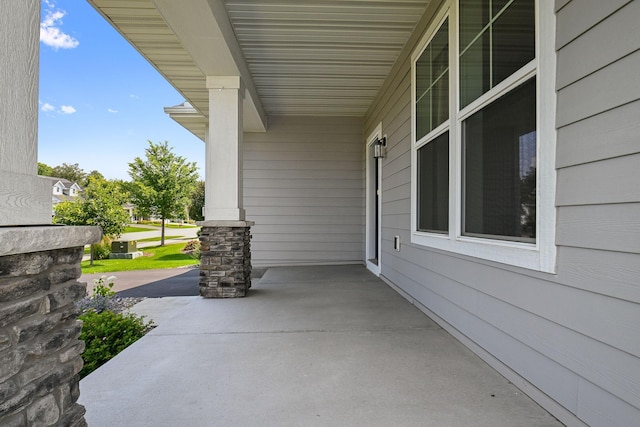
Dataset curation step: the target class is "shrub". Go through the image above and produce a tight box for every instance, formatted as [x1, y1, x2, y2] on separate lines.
[182, 239, 201, 260]
[76, 275, 152, 378]
[79, 310, 151, 378]
[92, 237, 112, 260]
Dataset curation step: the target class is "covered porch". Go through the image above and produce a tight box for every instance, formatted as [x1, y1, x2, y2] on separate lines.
[79, 265, 560, 426]
[1, 0, 637, 425]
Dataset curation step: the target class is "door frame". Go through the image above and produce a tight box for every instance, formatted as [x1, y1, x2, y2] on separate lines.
[365, 123, 383, 276]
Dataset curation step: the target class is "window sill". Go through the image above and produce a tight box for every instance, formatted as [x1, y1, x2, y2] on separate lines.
[411, 231, 555, 273]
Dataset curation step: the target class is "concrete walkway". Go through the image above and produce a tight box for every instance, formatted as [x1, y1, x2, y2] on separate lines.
[79, 265, 561, 427]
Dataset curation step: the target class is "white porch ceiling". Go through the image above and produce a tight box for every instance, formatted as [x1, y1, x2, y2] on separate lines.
[225, 0, 429, 116]
[87, 0, 430, 134]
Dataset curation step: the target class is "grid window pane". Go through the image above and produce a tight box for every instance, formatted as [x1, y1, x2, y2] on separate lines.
[416, 53, 431, 99]
[492, 0, 511, 16]
[492, 0, 535, 84]
[418, 132, 449, 233]
[431, 21, 449, 78]
[463, 78, 536, 241]
[459, 31, 490, 108]
[415, 19, 449, 140]
[431, 73, 449, 130]
[459, 0, 535, 108]
[416, 95, 431, 139]
[459, 0, 489, 49]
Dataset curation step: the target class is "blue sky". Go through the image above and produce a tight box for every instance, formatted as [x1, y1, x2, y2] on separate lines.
[38, 0, 204, 180]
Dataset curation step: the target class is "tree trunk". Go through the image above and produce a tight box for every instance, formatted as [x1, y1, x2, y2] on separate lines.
[161, 217, 166, 246]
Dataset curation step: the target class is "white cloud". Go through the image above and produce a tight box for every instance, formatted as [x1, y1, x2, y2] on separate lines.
[108, 108, 118, 113]
[40, 3, 79, 50]
[41, 103, 55, 112]
[129, 94, 140, 100]
[60, 105, 76, 114]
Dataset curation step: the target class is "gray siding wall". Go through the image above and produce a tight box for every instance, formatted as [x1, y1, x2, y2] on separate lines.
[244, 115, 364, 266]
[364, 1, 640, 426]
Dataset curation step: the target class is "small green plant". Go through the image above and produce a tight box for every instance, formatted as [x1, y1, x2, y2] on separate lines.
[77, 275, 117, 313]
[92, 237, 112, 260]
[79, 310, 152, 378]
[93, 275, 117, 297]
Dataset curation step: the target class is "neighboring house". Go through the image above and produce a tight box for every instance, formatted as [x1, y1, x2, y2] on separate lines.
[123, 202, 136, 222]
[0, 1, 634, 426]
[42, 177, 83, 210]
[45, 177, 137, 221]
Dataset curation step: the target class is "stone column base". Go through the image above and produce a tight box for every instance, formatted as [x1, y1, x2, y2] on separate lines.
[0, 226, 101, 427]
[197, 220, 254, 298]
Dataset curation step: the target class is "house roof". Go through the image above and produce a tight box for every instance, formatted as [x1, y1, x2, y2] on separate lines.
[86, 0, 430, 137]
[41, 176, 80, 189]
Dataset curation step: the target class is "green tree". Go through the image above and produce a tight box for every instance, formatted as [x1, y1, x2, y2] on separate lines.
[128, 141, 198, 246]
[188, 180, 205, 222]
[53, 177, 130, 264]
[52, 162, 87, 183]
[82, 177, 130, 236]
[52, 199, 85, 225]
[38, 162, 54, 176]
[85, 170, 105, 186]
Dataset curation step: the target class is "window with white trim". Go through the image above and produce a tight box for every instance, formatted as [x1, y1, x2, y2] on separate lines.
[416, 17, 449, 234]
[411, 0, 557, 272]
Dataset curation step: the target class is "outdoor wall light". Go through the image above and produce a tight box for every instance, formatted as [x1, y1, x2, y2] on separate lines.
[373, 136, 387, 159]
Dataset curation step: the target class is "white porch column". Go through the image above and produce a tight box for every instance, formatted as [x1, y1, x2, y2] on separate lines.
[199, 76, 253, 298]
[204, 76, 245, 221]
[0, 0, 51, 225]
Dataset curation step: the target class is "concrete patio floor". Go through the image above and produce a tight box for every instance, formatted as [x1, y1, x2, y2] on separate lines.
[79, 265, 562, 427]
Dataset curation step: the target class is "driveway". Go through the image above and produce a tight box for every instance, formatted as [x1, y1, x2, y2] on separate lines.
[80, 267, 266, 298]
[80, 268, 200, 297]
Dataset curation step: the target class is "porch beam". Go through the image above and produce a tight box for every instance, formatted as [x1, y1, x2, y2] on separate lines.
[151, 0, 267, 132]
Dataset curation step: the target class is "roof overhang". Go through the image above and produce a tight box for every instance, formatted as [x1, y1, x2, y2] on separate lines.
[163, 102, 207, 141]
[87, 0, 431, 138]
[87, 0, 267, 136]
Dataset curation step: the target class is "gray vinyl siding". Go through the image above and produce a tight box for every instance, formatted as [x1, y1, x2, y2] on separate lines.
[244, 115, 364, 267]
[364, 1, 640, 426]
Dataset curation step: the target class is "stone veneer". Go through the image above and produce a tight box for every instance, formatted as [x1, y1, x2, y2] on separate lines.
[0, 226, 100, 427]
[198, 221, 254, 298]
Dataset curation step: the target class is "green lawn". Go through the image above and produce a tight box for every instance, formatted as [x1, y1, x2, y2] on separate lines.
[124, 225, 152, 233]
[136, 235, 184, 242]
[165, 223, 198, 229]
[81, 243, 199, 273]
